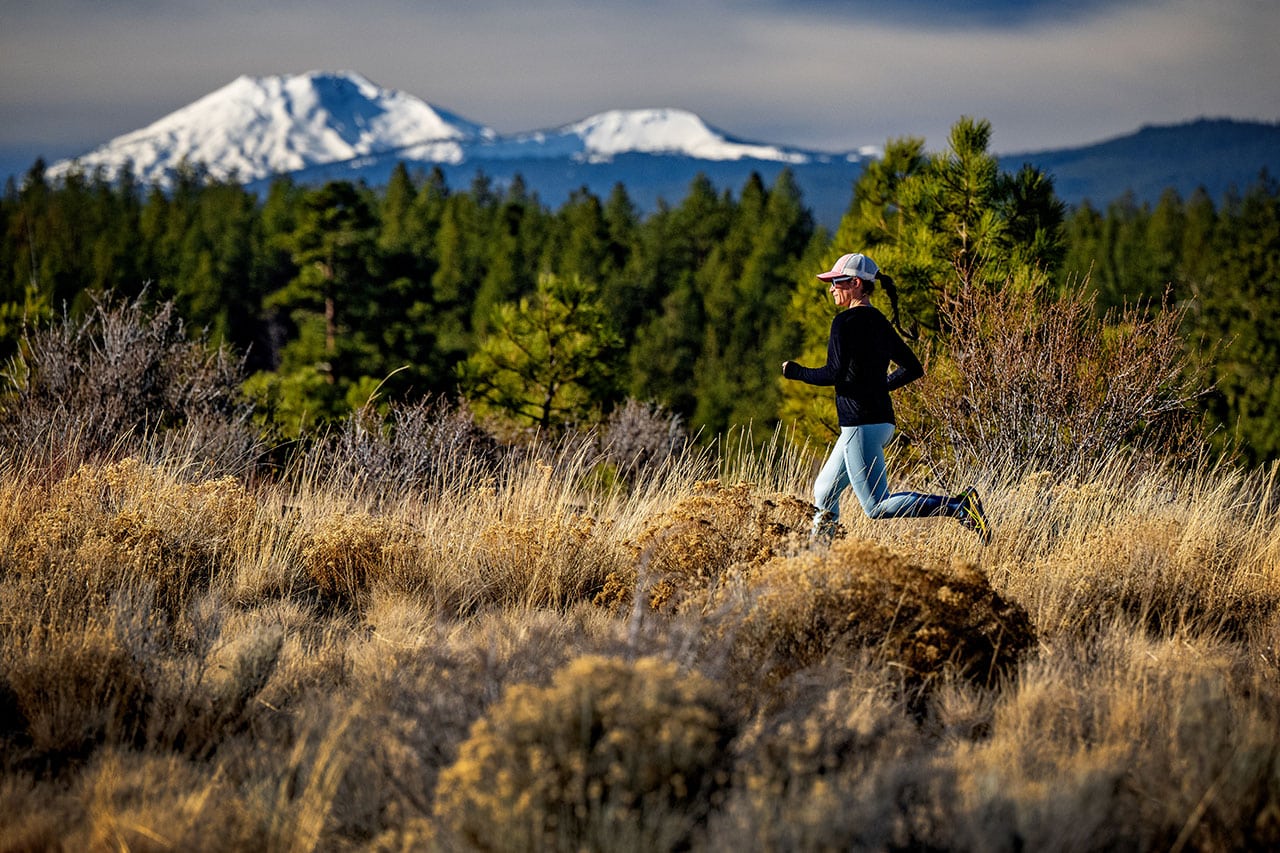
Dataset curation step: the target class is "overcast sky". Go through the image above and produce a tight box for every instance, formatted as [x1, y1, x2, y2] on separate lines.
[2, 0, 1278, 178]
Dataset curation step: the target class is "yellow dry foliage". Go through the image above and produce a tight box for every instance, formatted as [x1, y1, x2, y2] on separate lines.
[13, 457, 257, 613]
[595, 479, 812, 613]
[295, 511, 413, 606]
[433, 654, 734, 851]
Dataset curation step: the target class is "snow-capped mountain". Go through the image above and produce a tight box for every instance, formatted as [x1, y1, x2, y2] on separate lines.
[47, 71, 840, 187]
[47, 71, 496, 184]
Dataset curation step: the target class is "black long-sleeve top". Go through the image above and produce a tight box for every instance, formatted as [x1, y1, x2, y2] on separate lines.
[783, 305, 923, 426]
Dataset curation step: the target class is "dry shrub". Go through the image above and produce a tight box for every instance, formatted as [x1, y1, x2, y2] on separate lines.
[0, 292, 263, 474]
[601, 397, 689, 484]
[313, 395, 507, 504]
[3, 613, 151, 770]
[0, 578, 281, 777]
[14, 457, 257, 615]
[723, 538, 1034, 692]
[712, 671, 951, 850]
[433, 654, 735, 852]
[467, 507, 606, 609]
[340, 603, 637, 846]
[294, 510, 413, 608]
[595, 480, 812, 613]
[346, 602, 631, 843]
[901, 285, 1206, 478]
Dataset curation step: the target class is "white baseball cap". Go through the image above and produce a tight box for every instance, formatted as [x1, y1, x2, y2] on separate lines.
[817, 252, 879, 283]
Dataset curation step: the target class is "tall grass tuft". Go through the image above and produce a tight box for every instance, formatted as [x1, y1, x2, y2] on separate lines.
[10, 457, 258, 617]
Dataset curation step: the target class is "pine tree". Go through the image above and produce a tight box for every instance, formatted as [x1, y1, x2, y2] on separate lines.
[691, 171, 813, 439]
[257, 181, 381, 427]
[596, 184, 644, 342]
[833, 117, 1064, 333]
[474, 175, 543, 334]
[0, 162, 55, 356]
[460, 273, 623, 430]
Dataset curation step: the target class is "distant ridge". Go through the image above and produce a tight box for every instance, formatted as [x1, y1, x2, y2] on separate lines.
[999, 118, 1280, 206]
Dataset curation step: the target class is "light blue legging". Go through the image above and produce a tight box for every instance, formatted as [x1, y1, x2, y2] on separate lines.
[812, 423, 951, 539]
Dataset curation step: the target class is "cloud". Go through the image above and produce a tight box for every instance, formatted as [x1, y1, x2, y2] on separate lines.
[763, 0, 1163, 28]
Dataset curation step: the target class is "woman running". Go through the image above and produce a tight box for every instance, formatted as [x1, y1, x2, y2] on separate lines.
[782, 252, 991, 544]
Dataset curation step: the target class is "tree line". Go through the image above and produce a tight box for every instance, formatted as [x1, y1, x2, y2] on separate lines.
[2, 117, 1277, 462]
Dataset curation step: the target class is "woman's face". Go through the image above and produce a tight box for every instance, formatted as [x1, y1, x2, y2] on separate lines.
[829, 278, 862, 307]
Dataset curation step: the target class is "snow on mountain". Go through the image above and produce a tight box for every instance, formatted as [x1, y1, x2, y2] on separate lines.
[48, 71, 493, 185]
[476, 108, 814, 162]
[574, 109, 810, 163]
[48, 73, 833, 186]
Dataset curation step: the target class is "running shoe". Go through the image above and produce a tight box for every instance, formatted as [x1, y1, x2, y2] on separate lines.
[953, 487, 992, 545]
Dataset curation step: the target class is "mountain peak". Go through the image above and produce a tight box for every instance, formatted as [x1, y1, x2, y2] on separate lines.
[563, 108, 810, 163]
[49, 71, 492, 185]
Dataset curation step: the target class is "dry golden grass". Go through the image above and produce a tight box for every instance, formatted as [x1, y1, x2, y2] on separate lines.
[2, 429, 1279, 851]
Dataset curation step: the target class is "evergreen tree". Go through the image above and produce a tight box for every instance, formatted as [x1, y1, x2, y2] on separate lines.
[460, 273, 622, 431]
[372, 163, 454, 398]
[0, 162, 55, 355]
[1059, 200, 1105, 296]
[627, 175, 734, 414]
[1180, 187, 1218, 286]
[1099, 193, 1152, 310]
[595, 184, 644, 341]
[1146, 188, 1186, 301]
[179, 181, 263, 347]
[1002, 163, 1067, 280]
[692, 171, 813, 439]
[1187, 175, 1280, 462]
[833, 117, 1064, 333]
[433, 181, 493, 349]
[253, 181, 382, 430]
[87, 166, 144, 297]
[474, 175, 544, 329]
[378, 163, 416, 257]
